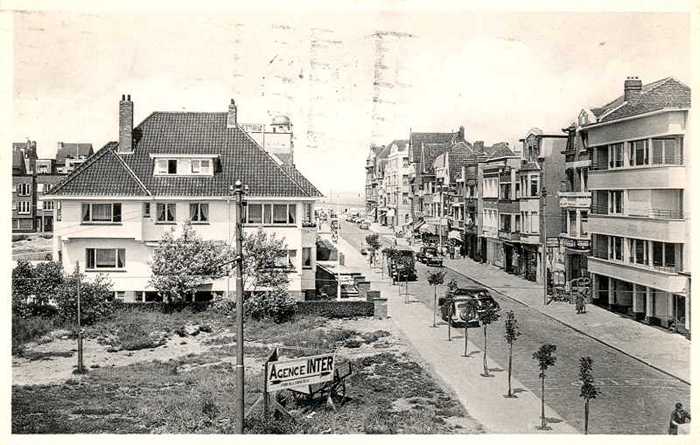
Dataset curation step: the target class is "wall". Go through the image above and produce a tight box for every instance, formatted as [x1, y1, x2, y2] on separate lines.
[587, 111, 687, 147]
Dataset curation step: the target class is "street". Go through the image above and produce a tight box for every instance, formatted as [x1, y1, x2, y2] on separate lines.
[341, 220, 690, 434]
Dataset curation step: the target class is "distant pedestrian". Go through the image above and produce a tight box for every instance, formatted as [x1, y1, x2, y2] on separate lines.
[669, 402, 691, 434]
[575, 293, 585, 314]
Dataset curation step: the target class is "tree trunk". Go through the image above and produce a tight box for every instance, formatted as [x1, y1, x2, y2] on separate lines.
[448, 314, 452, 341]
[482, 326, 488, 376]
[584, 400, 589, 434]
[464, 325, 468, 356]
[507, 343, 513, 397]
[541, 375, 546, 429]
[433, 286, 437, 327]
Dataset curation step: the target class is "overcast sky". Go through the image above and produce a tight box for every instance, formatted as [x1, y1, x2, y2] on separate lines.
[11, 9, 690, 195]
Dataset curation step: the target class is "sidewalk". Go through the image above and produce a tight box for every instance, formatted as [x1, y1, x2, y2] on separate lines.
[441, 256, 690, 383]
[338, 237, 578, 433]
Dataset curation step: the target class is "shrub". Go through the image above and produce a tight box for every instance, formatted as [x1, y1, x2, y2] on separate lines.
[244, 290, 297, 323]
[54, 273, 115, 325]
[245, 415, 304, 434]
[118, 319, 156, 351]
[12, 315, 58, 355]
[12, 234, 29, 242]
[209, 294, 236, 316]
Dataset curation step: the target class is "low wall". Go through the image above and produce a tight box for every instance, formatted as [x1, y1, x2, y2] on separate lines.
[295, 300, 374, 318]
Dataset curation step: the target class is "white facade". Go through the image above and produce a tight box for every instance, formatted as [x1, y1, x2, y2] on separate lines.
[383, 142, 412, 229]
[52, 197, 318, 302]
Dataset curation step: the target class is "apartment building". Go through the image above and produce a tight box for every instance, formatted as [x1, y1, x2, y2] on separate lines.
[584, 77, 690, 335]
[55, 142, 94, 174]
[45, 95, 322, 302]
[558, 123, 592, 287]
[382, 140, 411, 230]
[516, 129, 567, 283]
[364, 145, 383, 222]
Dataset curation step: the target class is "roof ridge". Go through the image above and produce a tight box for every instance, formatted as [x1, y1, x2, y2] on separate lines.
[46, 143, 115, 195]
[112, 149, 152, 196]
[237, 123, 312, 197]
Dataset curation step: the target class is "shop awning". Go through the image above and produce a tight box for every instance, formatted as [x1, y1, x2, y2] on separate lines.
[412, 220, 425, 231]
[448, 230, 463, 241]
[419, 224, 437, 234]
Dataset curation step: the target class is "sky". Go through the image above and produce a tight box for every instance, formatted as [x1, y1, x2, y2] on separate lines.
[11, 8, 691, 196]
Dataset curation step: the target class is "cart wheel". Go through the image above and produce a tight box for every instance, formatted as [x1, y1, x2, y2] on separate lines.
[331, 381, 347, 402]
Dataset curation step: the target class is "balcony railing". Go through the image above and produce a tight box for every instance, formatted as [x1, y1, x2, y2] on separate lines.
[591, 156, 684, 171]
[592, 205, 683, 219]
[593, 252, 683, 274]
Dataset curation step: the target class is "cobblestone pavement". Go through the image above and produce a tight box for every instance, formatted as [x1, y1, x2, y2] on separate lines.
[342, 221, 690, 434]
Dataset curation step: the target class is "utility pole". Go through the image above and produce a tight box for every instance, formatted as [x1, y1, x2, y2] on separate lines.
[539, 156, 548, 305]
[75, 261, 84, 373]
[234, 180, 245, 434]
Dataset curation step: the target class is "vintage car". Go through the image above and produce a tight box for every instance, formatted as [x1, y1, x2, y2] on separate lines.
[416, 246, 443, 267]
[438, 287, 500, 327]
[387, 248, 418, 282]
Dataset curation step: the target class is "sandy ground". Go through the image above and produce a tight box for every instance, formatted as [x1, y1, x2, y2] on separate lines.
[12, 317, 410, 387]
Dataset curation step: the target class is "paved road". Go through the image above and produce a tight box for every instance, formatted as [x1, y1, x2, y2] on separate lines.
[342, 221, 690, 434]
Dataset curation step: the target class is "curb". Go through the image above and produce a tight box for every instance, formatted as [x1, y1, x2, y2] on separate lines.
[443, 263, 690, 386]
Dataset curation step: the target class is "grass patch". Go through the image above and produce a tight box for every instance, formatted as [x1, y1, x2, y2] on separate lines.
[12, 316, 66, 356]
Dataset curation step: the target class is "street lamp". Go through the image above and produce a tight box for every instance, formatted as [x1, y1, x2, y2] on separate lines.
[233, 179, 247, 434]
[538, 156, 548, 305]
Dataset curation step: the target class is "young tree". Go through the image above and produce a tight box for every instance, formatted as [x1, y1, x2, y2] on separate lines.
[503, 310, 522, 397]
[149, 222, 235, 304]
[427, 270, 446, 327]
[365, 233, 382, 266]
[532, 344, 558, 430]
[578, 356, 599, 434]
[444, 279, 459, 341]
[458, 299, 478, 357]
[241, 228, 290, 295]
[478, 304, 501, 377]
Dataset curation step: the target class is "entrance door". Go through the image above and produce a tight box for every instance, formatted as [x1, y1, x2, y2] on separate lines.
[44, 216, 53, 232]
[504, 245, 513, 273]
[596, 275, 609, 306]
[673, 294, 686, 332]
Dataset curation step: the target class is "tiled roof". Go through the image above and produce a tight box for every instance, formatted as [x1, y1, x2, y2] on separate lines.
[589, 78, 690, 124]
[421, 142, 451, 174]
[376, 144, 392, 159]
[410, 131, 457, 163]
[48, 143, 150, 196]
[446, 144, 473, 183]
[47, 112, 322, 198]
[56, 143, 94, 164]
[388, 139, 408, 151]
[274, 153, 294, 165]
[487, 143, 517, 160]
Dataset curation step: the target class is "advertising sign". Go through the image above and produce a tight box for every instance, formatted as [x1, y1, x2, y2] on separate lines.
[266, 353, 335, 392]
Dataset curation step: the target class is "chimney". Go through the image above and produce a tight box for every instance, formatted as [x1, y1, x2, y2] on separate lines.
[457, 126, 465, 142]
[118, 94, 133, 153]
[227, 98, 237, 128]
[624, 76, 642, 103]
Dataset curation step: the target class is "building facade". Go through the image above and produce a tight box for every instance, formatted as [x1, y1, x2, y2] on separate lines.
[382, 140, 411, 230]
[584, 77, 690, 335]
[240, 114, 294, 165]
[45, 95, 323, 302]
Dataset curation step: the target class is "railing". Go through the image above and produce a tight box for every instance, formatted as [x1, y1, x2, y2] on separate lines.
[590, 204, 609, 215]
[591, 156, 684, 171]
[593, 206, 683, 219]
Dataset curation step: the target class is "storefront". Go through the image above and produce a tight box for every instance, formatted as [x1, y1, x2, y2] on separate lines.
[521, 244, 539, 282]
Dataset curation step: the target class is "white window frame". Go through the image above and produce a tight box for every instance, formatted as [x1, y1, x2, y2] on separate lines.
[81, 203, 122, 224]
[18, 183, 31, 196]
[302, 247, 312, 269]
[156, 203, 177, 224]
[17, 201, 31, 214]
[189, 202, 209, 224]
[245, 203, 297, 225]
[86, 248, 126, 271]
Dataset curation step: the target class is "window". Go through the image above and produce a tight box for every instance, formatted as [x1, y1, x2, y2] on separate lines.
[190, 159, 212, 175]
[629, 140, 648, 166]
[37, 183, 45, 192]
[190, 203, 209, 223]
[609, 191, 624, 214]
[288, 249, 297, 269]
[17, 201, 31, 214]
[652, 138, 682, 165]
[168, 159, 177, 174]
[514, 214, 521, 232]
[81, 203, 122, 223]
[302, 247, 312, 269]
[402, 193, 409, 205]
[402, 158, 409, 168]
[610, 236, 623, 261]
[631, 239, 647, 265]
[303, 203, 313, 224]
[114, 291, 126, 301]
[580, 211, 588, 236]
[44, 200, 54, 210]
[156, 203, 176, 223]
[245, 203, 296, 225]
[515, 183, 520, 199]
[529, 176, 539, 197]
[17, 183, 31, 196]
[500, 183, 511, 200]
[143, 203, 150, 218]
[37, 200, 43, 210]
[86, 248, 126, 270]
[531, 211, 539, 233]
[57, 202, 62, 221]
[609, 143, 624, 168]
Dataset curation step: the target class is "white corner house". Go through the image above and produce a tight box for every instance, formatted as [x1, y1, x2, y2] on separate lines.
[44, 95, 323, 302]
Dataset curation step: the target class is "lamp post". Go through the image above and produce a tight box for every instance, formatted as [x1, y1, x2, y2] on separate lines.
[538, 156, 548, 305]
[233, 180, 246, 434]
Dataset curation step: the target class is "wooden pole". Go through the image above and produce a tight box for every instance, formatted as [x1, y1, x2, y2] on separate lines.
[234, 181, 245, 434]
[263, 362, 269, 419]
[76, 261, 84, 374]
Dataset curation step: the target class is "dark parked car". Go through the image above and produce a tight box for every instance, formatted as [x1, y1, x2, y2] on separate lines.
[438, 287, 500, 327]
[416, 246, 443, 267]
[387, 248, 417, 282]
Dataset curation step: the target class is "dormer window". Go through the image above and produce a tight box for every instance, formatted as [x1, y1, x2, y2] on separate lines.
[152, 155, 216, 176]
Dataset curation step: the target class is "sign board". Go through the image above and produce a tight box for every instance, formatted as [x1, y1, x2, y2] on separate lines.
[266, 353, 335, 392]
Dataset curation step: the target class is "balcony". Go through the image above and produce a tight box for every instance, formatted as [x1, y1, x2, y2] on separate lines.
[559, 233, 591, 250]
[588, 256, 688, 294]
[588, 164, 686, 190]
[499, 230, 520, 241]
[559, 191, 591, 208]
[588, 213, 687, 243]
